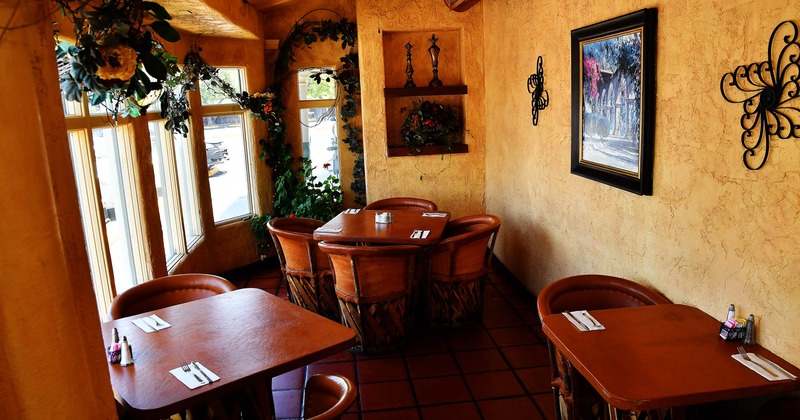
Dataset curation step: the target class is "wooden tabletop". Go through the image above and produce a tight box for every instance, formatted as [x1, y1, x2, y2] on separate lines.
[312, 209, 451, 245]
[102, 288, 356, 419]
[542, 304, 800, 411]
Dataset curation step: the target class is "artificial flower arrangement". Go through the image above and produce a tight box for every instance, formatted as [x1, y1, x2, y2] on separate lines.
[55, 0, 182, 119]
[399, 99, 463, 153]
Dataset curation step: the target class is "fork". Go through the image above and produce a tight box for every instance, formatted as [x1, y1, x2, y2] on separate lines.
[737, 346, 777, 377]
[182, 361, 205, 383]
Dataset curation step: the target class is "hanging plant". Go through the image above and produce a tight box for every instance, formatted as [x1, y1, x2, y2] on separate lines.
[54, 0, 182, 119]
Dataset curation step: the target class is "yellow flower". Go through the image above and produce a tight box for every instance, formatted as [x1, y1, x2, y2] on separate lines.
[95, 45, 138, 81]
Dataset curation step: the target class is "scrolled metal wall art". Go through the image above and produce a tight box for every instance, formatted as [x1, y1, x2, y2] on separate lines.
[527, 56, 549, 126]
[720, 20, 800, 170]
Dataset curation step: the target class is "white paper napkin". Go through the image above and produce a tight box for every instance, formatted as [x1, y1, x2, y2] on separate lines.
[169, 362, 220, 389]
[422, 212, 448, 217]
[344, 208, 361, 214]
[563, 310, 605, 331]
[316, 227, 343, 233]
[131, 314, 171, 333]
[732, 353, 797, 381]
[410, 230, 430, 239]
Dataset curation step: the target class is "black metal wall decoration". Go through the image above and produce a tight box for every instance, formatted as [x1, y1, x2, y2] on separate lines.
[527, 56, 549, 126]
[720, 20, 800, 170]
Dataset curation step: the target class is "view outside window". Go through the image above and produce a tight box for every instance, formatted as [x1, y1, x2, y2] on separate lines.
[91, 127, 138, 294]
[298, 68, 339, 182]
[203, 114, 251, 222]
[201, 68, 244, 105]
[173, 131, 201, 245]
[149, 122, 180, 263]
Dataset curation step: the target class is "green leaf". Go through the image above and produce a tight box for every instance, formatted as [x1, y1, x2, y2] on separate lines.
[90, 91, 107, 106]
[142, 1, 172, 20]
[150, 21, 180, 43]
[140, 52, 167, 80]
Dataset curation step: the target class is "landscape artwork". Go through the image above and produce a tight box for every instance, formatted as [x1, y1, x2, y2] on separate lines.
[570, 9, 656, 195]
[580, 29, 643, 174]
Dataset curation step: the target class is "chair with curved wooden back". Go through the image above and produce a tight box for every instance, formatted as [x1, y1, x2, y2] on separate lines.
[363, 197, 438, 212]
[302, 374, 358, 420]
[537, 274, 671, 420]
[267, 217, 339, 321]
[424, 214, 501, 328]
[108, 273, 236, 320]
[318, 242, 422, 355]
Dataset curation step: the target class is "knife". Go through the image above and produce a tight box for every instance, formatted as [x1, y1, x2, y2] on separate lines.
[192, 361, 215, 383]
[563, 311, 589, 331]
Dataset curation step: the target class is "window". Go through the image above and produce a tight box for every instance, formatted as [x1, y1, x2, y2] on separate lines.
[67, 122, 149, 318]
[149, 121, 202, 268]
[298, 68, 339, 181]
[199, 67, 253, 223]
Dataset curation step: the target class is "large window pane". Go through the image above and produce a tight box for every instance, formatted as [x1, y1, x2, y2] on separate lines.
[149, 122, 180, 263]
[93, 127, 137, 294]
[174, 132, 201, 246]
[300, 107, 339, 181]
[204, 114, 251, 222]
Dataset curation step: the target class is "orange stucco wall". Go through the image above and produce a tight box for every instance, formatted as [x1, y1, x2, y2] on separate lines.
[0, 1, 116, 417]
[483, 0, 800, 367]
[356, 0, 486, 217]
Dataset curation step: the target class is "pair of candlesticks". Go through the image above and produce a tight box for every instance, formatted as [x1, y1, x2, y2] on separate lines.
[404, 34, 443, 88]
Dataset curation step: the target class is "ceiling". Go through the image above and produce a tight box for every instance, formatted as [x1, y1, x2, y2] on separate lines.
[159, 0, 480, 40]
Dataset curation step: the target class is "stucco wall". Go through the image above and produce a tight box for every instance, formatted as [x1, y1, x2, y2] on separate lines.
[356, 0, 486, 216]
[484, 0, 800, 366]
[0, 1, 116, 417]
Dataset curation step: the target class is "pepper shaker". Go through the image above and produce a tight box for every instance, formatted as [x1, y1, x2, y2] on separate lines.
[743, 314, 755, 345]
[726, 304, 735, 321]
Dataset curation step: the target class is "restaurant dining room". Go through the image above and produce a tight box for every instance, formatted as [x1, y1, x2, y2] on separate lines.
[2, 0, 800, 419]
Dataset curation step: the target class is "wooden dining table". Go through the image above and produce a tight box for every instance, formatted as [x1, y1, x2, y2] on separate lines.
[312, 209, 451, 245]
[101, 288, 356, 419]
[542, 304, 800, 414]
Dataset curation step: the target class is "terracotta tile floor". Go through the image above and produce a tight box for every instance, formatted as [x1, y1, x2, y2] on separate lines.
[223, 260, 556, 420]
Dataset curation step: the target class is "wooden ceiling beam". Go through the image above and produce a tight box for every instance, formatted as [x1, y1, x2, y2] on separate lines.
[443, 0, 481, 12]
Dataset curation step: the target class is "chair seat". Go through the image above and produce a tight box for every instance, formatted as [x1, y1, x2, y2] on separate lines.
[303, 374, 357, 420]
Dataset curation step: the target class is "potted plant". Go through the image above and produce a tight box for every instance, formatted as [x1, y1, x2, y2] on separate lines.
[399, 98, 463, 154]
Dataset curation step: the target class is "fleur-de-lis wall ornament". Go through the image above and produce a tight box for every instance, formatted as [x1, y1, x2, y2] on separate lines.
[720, 21, 800, 170]
[527, 56, 549, 126]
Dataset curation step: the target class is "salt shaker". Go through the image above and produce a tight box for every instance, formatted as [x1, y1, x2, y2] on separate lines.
[726, 304, 736, 321]
[743, 314, 755, 345]
[120, 336, 134, 366]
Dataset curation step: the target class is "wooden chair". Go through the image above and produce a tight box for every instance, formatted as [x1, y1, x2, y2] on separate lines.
[318, 242, 422, 355]
[363, 197, 438, 211]
[267, 217, 339, 321]
[303, 374, 358, 420]
[108, 273, 236, 320]
[423, 214, 501, 328]
[537, 274, 671, 420]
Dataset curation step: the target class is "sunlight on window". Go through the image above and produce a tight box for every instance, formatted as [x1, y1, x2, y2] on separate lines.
[200, 68, 244, 105]
[298, 68, 336, 100]
[300, 108, 339, 181]
[203, 114, 251, 222]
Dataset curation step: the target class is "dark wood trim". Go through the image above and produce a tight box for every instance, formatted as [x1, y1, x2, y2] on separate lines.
[387, 143, 468, 157]
[444, 0, 481, 12]
[384, 85, 468, 97]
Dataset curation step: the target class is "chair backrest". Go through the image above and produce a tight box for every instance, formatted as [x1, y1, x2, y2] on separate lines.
[267, 217, 330, 275]
[363, 197, 438, 212]
[318, 242, 422, 304]
[108, 273, 236, 320]
[303, 374, 358, 420]
[426, 214, 501, 278]
[537, 274, 670, 320]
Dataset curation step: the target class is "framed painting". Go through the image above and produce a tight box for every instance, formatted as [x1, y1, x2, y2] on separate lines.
[571, 9, 657, 195]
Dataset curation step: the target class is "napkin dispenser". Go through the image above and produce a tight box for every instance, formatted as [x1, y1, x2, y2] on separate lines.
[375, 212, 393, 224]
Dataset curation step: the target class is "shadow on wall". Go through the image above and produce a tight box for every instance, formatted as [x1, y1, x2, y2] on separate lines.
[500, 220, 554, 294]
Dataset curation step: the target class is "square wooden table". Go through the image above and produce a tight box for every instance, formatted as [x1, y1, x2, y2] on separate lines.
[102, 288, 356, 419]
[313, 209, 451, 245]
[542, 304, 800, 412]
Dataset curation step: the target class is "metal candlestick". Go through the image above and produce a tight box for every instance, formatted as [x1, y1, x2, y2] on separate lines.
[404, 42, 416, 88]
[428, 34, 443, 87]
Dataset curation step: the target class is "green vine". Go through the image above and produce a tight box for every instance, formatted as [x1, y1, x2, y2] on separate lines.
[269, 12, 365, 206]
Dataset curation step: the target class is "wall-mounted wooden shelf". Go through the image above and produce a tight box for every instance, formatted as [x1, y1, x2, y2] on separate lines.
[384, 85, 468, 98]
[387, 144, 468, 157]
